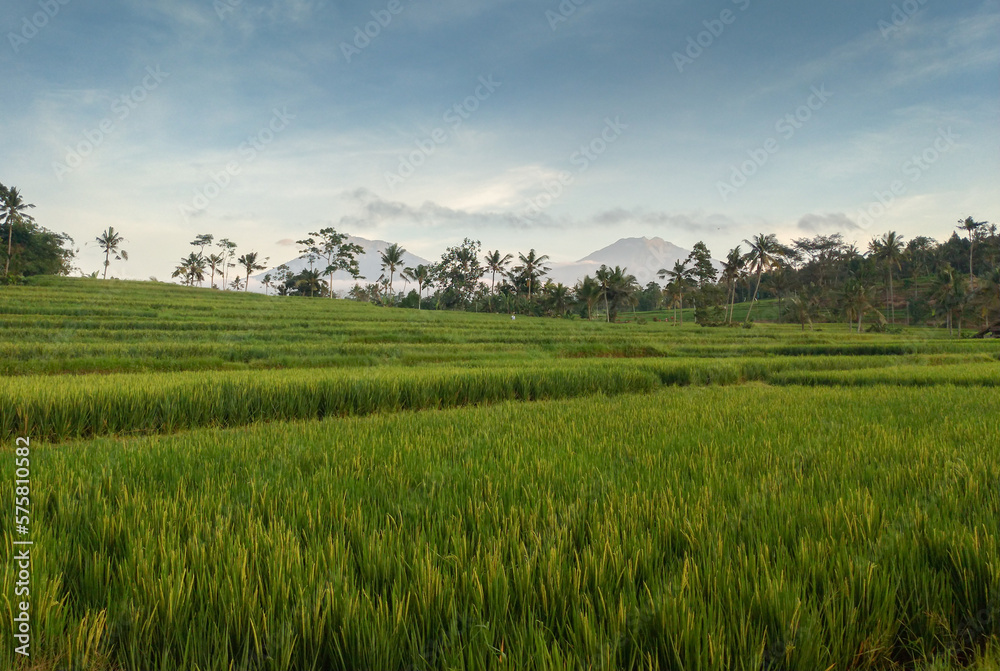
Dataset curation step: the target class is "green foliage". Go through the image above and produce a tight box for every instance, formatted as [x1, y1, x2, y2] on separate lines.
[2, 387, 998, 669]
[2, 278, 1000, 669]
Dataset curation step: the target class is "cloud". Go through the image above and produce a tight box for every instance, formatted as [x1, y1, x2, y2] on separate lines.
[796, 212, 863, 233]
[588, 207, 742, 232]
[326, 191, 751, 244]
[334, 188, 563, 231]
[275, 238, 295, 246]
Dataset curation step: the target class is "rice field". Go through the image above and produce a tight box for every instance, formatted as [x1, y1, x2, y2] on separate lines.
[1, 278, 998, 670]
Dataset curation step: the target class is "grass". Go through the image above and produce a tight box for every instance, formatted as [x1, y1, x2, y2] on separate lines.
[1, 277, 998, 670]
[1, 387, 998, 669]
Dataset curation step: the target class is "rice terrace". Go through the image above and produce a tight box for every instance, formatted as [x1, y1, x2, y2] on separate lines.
[2, 260, 1000, 669]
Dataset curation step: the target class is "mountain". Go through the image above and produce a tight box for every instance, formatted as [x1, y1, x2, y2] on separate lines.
[546, 237, 694, 286]
[254, 237, 430, 292]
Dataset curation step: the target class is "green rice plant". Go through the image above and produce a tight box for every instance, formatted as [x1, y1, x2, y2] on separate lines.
[1, 386, 997, 669]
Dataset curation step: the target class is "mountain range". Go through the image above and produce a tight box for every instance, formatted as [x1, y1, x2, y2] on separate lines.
[255, 236, 697, 292]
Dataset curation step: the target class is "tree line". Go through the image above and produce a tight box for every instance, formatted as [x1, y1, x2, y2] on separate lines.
[2, 183, 995, 333]
[140, 218, 1000, 335]
[335, 221, 998, 335]
[0, 183, 74, 283]
[237, 217, 998, 335]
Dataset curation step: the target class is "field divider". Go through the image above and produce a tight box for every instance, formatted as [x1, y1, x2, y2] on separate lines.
[5, 356, 999, 443]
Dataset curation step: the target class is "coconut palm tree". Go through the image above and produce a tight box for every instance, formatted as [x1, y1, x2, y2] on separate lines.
[238, 252, 267, 292]
[663, 278, 683, 324]
[787, 295, 817, 331]
[595, 265, 614, 323]
[657, 260, 694, 324]
[742, 233, 786, 323]
[575, 276, 601, 320]
[171, 252, 207, 286]
[841, 277, 878, 333]
[295, 268, 324, 297]
[957, 217, 986, 286]
[379, 243, 406, 298]
[96, 226, 128, 279]
[596, 265, 638, 322]
[401, 264, 434, 310]
[721, 246, 744, 324]
[190, 233, 214, 284]
[544, 282, 572, 317]
[206, 253, 225, 289]
[1, 186, 36, 279]
[514, 249, 551, 302]
[932, 266, 969, 337]
[868, 231, 905, 324]
[485, 250, 514, 294]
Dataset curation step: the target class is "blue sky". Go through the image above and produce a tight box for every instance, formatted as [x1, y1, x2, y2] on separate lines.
[2, 0, 997, 279]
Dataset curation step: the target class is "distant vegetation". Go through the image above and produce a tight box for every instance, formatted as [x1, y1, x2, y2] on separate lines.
[2, 183, 995, 333]
[0, 183, 73, 282]
[183, 217, 1000, 335]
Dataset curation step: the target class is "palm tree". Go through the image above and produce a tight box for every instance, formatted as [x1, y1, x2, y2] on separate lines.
[841, 278, 878, 333]
[657, 260, 694, 324]
[230, 277, 245, 291]
[545, 282, 572, 317]
[262, 273, 273, 296]
[206, 253, 225, 289]
[379, 243, 406, 301]
[485, 250, 514, 311]
[663, 279, 682, 324]
[742, 233, 786, 323]
[238, 252, 267, 292]
[514, 249, 551, 302]
[957, 217, 986, 286]
[575, 276, 601, 320]
[596, 265, 638, 322]
[485, 250, 514, 294]
[787, 295, 816, 331]
[295, 269, 323, 297]
[96, 226, 128, 279]
[171, 252, 206, 287]
[595, 265, 613, 322]
[1, 186, 35, 279]
[190, 233, 213, 285]
[931, 266, 969, 337]
[721, 246, 744, 324]
[868, 231, 905, 324]
[401, 264, 434, 310]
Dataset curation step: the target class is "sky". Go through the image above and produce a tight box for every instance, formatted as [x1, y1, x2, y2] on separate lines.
[2, 0, 998, 280]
